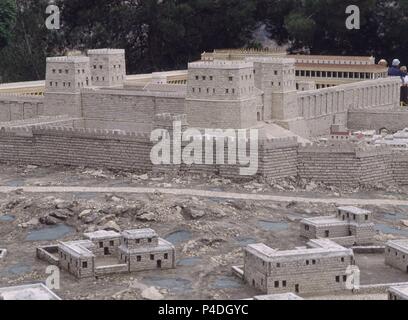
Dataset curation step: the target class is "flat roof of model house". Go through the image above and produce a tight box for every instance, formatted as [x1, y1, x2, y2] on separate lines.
[253, 293, 304, 300]
[122, 228, 158, 239]
[59, 240, 95, 258]
[386, 239, 408, 255]
[389, 284, 408, 300]
[84, 230, 121, 241]
[301, 216, 348, 227]
[0, 283, 61, 300]
[119, 238, 174, 254]
[337, 206, 371, 215]
[246, 239, 352, 262]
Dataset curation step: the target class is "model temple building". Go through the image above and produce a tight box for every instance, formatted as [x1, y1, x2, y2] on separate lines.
[300, 206, 375, 246]
[36, 228, 176, 279]
[385, 239, 408, 273]
[242, 238, 354, 295]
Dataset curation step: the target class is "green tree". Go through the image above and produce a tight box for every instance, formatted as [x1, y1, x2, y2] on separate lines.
[258, 0, 398, 57]
[0, 0, 16, 49]
[59, 0, 257, 73]
[0, 0, 62, 82]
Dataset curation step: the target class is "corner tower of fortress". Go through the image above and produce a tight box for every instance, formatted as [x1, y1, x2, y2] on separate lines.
[44, 56, 91, 117]
[246, 57, 298, 122]
[186, 60, 258, 129]
[87, 49, 126, 87]
[44, 49, 127, 118]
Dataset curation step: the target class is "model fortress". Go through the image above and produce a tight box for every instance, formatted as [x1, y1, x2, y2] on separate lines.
[242, 239, 354, 295]
[0, 47, 406, 184]
[36, 228, 176, 278]
[300, 206, 375, 246]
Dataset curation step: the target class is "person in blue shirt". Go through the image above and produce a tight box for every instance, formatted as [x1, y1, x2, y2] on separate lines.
[388, 59, 403, 77]
[401, 66, 408, 106]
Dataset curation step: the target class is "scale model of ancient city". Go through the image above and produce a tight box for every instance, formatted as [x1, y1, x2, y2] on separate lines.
[2, 47, 408, 300]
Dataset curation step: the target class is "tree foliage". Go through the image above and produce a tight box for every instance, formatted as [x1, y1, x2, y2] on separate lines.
[0, 0, 16, 49]
[0, 0, 407, 82]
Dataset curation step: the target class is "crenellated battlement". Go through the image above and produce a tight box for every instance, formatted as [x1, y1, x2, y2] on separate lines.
[87, 49, 125, 55]
[0, 115, 73, 128]
[46, 56, 90, 63]
[260, 136, 298, 149]
[32, 126, 151, 141]
[0, 93, 44, 101]
[214, 48, 287, 54]
[188, 60, 253, 69]
[299, 142, 392, 156]
[245, 57, 296, 65]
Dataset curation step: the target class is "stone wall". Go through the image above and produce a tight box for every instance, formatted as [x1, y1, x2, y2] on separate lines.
[297, 144, 394, 185]
[289, 77, 401, 137]
[36, 246, 59, 265]
[2, 121, 408, 184]
[0, 94, 45, 122]
[95, 264, 128, 276]
[392, 151, 408, 185]
[259, 137, 298, 179]
[81, 88, 186, 132]
[348, 110, 408, 133]
[0, 126, 154, 172]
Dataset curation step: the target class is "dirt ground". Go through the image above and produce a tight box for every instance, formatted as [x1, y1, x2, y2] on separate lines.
[1, 163, 408, 300]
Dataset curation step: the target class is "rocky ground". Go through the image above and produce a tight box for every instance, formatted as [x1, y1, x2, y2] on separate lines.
[0, 163, 408, 300]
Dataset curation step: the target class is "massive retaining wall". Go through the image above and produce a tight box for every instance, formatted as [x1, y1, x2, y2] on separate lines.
[0, 94, 45, 122]
[81, 88, 186, 133]
[0, 124, 298, 180]
[0, 126, 154, 171]
[348, 110, 408, 133]
[287, 77, 401, 137]
[0, 122, 407, 184]
[298, 144, 394, 185]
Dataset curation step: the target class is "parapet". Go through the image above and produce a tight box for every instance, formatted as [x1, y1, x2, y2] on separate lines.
[246, 238, 351, 262]
[245, 56, 296, 65]
[0, 126, 33, 137]
[81, 87, 186, 99]
[188, 60, 253, 70]
[215, 48, 287, 54]
[297, 76, 401, 99]
[299, 142, 392, 156]
[87, 48, 125, 55]
[0, 93, 44, 102]
[260, 136, 298, 149]
[46, 56, 90, 63]
[0, 123, 151, 141]
[30, 126, 151, 141]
